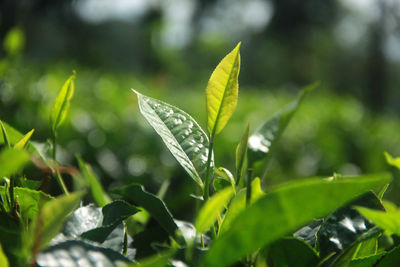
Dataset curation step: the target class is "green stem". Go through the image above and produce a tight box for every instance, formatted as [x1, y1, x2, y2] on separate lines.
[246, 168, 253, 207]
[52, 132, 57, 161]
[52, 132, 69, 194]
[203, 139, 214, 202]
[55, 169, 69, 195]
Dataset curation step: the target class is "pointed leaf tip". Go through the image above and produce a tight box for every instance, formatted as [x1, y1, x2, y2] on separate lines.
[206, 43, 241, 137]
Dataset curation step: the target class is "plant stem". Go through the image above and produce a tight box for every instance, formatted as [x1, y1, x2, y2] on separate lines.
[246, 168, 253, 207]
[52, 132, 57, 161]
[55, 169, 69, 195]
[52, 132, 69, 194]
[203, 139, 214, 202]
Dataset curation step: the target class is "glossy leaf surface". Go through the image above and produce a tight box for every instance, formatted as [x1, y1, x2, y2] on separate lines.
[206, 42, 241, 136]
[50, 72, 76, 133]
[133, 90, 211, 189]
[195, 186, 234, 233]
[247, 82, 318, 166]
[200, 173, 390, 267]
[317, 191, 384, 260]
[293, 219, 323, 247]
[36, 240, 131, 267]
[33, 191, 85, 250]
[81, 200, 139, 243]
[112, 183, 185, 245]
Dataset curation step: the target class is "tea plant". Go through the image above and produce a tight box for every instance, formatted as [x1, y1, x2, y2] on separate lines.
[0, 43, 399, 267]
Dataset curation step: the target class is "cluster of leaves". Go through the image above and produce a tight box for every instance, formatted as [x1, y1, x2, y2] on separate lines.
[1, 43, 400, 267]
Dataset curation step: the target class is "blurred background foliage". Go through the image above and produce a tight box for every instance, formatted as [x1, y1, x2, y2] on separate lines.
[1, 0, 400, 217]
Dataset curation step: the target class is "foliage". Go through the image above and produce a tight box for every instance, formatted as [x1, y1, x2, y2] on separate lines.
[0, 43, 399, 267]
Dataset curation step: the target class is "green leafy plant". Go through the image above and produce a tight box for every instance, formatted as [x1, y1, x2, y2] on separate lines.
[0, 43, 398, 267]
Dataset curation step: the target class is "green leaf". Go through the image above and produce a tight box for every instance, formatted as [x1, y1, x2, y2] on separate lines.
[0, 121, 40, 155]
[36, 240, 131, 266]
[206, 42, 241, 137]
[349, 253, 386, 267]
[384, 152, 400, 170]
[247, 82, 318, 167]
[133, 90, 210, 190]
[317, 191, 384, 261]
[213, 167, 235, 193]
[81, 200, 139, 243]
[14, 129, 34, 150]
[112, 183, 185, 245]
[265, 237, 319, 267]
[0, 121, 10, 147]
[356, 203, 400, 236]
[293, 219, 323, 247]
[235, 124, 249, 182]
[200, 173, 390, 267]
[331, 227, 383, 267]
[195, 187, 234, 233]
[77, 156, 111, 207]
[127, 249, 175, 267]
[0, 244, 9, 267]
[50, 71, 76, 134]
[375, 245, 400, 266]
[0, 186, 53, 223]
[219, 177, 264, 234]
[0, 148, 30, 178]
[33, 191, 85, 250]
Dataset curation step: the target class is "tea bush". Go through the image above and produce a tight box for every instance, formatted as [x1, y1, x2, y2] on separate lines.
[0, 44, 400, 267]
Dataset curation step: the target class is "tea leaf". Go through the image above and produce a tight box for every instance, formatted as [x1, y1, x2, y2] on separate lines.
[356, 203, 400, 236]
[33, 191, 85, 250]
[127, 249, 176, 267]
[317, 192, 384, 261]
[81, 200, 140, 243]
[384, 152, 400, 170]
[349, 253, 386, 267]
[0, 244, 9, 267]
[0, 148, 30, 178]
[0, 186, 53, 223]
[195, 186, 234, 233]
[206, 42, 241, 137]
[133, 90, 211, 190]
[50, 72, 76, 134]
[219, 178, 264, 234]
[213, 167, 235, 192]
[112, 183, 185, 245]
[14, 129, 34, 149]
[200, 173, 390, 267]
[77, 156, 111, 207]
[36, 240, 130, 267]
[264, 238, 319, 267]
[247, 82, 318, 167]
[375, 245, 400, 266]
